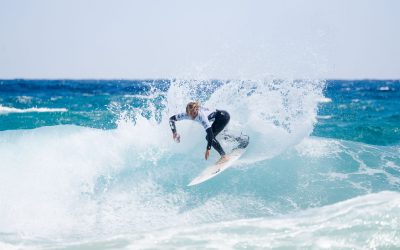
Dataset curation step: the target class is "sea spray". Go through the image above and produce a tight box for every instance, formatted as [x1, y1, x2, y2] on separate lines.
[166, 78, 325, 161]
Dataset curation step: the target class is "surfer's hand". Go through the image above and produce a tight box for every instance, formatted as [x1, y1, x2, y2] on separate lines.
[173, 132, 180, 143]
[205, 149, 210, 160]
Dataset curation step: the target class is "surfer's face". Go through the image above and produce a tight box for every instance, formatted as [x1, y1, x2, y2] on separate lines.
[188, 109, 198, 119]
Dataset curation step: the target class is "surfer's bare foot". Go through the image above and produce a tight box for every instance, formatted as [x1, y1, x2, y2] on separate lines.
[217, 155, 229, 164]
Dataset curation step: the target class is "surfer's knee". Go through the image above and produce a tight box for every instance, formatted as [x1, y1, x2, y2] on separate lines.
[220, 110, 230, 123]
[224, 111, 230, 122]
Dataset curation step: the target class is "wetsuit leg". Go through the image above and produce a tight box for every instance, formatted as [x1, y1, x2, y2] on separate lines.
[212, 110, 230, 136]
[206, 134, 225, 156]
[208, 110, 230, 156]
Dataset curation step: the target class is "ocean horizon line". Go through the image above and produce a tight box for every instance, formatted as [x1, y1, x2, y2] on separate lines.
[1, 78, 400, 81]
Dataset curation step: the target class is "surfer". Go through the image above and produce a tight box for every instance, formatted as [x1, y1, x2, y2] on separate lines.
[169, 101, 230, 163]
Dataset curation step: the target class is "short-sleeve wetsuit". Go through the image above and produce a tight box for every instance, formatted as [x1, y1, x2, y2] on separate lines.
[169, 107, 230, 156]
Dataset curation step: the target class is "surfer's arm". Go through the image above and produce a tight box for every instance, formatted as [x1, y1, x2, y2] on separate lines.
[169, 116, 180, 142]
[169, 113, 189, 133]
[169, 113, 189, 143]
[169, 115, 178, 133]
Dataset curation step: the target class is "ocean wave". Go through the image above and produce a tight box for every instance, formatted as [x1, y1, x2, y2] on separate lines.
[0, 78, 398, 248]
[124, 191, 400, 249]
[0, 105, 68, 115]
[317, 115, 332, 119]
[317, 97, 332, 103]
[379, 86, 391, 91]
[3, 190, 399, 249]
[0, 124, 398, 243]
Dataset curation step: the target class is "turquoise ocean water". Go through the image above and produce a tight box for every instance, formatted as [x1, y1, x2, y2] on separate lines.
[0, 79, 399, 249]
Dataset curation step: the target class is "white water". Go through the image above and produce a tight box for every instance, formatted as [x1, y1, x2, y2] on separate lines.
[0, 105, 67, 115]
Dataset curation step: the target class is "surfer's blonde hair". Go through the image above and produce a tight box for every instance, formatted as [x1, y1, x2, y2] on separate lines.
[186, 101, 200, 115]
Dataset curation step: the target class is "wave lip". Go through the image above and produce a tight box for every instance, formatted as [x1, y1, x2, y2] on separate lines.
[0, 105, 68, 115]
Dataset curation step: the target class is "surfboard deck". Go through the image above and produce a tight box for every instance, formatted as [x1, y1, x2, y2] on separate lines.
[188, 148, 246, 186]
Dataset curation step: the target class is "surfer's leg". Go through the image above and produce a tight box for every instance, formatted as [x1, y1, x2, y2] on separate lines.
[206, 110, 230, 156]
[206, 134, 226, 156]
[212, 139, 225, 156]
[212, 110, 230, 136]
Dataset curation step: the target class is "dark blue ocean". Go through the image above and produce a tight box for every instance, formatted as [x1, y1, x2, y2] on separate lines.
[0, 79, 399, 249]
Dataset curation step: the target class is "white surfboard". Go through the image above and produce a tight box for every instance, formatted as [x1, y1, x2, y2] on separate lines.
[188, 148, 246, 186]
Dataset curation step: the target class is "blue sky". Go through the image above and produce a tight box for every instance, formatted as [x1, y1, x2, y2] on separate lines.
[0, 0, 399, 79]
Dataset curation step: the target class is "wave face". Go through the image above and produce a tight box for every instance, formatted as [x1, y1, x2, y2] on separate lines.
[0, 79, 399, 249]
